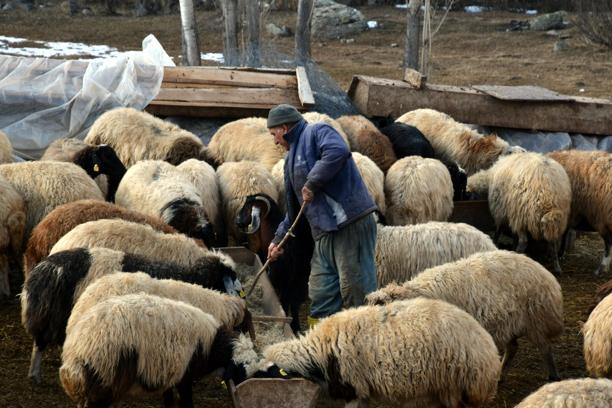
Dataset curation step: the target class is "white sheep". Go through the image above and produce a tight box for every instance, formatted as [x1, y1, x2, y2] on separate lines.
[250, 298, 501, 407]
[384, 156, 454, 225]
[367, 249, 564, 380]
[0, 130, 13, 164]
[270, 158, 286, 213]
[582, 293, 612, 378]
[84, 107, 206, 167]
[375, 221, 496, 287]
[302, 111, 350, 146]
[0, 174, 25, 297]
[352, 152, 385, 214]
[515, 378, 612, 408]
[468, 152, 571, 275]
[396, 108, 524, 175]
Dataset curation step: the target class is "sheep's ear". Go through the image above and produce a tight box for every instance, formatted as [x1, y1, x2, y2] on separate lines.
[7, 211, 25, 254]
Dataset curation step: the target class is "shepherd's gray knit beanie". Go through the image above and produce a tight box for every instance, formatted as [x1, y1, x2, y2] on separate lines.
[267, 104, 303, 128]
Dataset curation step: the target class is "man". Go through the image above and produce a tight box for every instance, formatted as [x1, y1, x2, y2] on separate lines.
[266, 104, 377, 327]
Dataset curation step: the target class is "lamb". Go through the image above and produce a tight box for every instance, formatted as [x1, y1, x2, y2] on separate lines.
[22, 199, 177, 277]
[115, 160, 215, 247]
[217, 161, 279, 245]
[367, 250, 564, 380]
[515, 378, 612, 408]
[84, 107, 207, 167]
[0, 174, 25, 297]
[396, 108, 524, 175]
[352, 152, 386, 214]
[239, 298, 501, 407]
[60, 293, 256, 407]
[0, 130, 14, 163]
[467, 152, 571, 275]
[582, 293, 612, 378]
[384, 156, 453, 225]
[375, 221, 496, 287]
[336, 115, 397, 172]
[547, 150, 611, 276]
[302, 111, 350, 146]
[22, 246, 243, 383]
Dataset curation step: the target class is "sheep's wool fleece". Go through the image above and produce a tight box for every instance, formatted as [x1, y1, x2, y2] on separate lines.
[0, 174, 25, 251]
[67, 272, 245, 335]
[396, 108, 512, 175]
[583, 293, 612, 377]
[375, 222, 495, 286]
[384, 156, 453, 225]
[0, 130, 13, 164]
[40, 137, 89, 161]
[60, 294, 220, 398]
[177, 159, 222, 228]
[85, 107, 203, 167]
[302, 112, 350, 147]
[466, 169, 490, 196]
[263, 298, 501, 405]
[352, 152, 385, 214]
[368, 250, 563, 351]
[0, 161, 103, 238]
[50, 219, 207, 267]
[487, 152, 571, 241]
[515, 378, 612, 408]
[270, 159, 286, 213]
[207, 117, 286, 170]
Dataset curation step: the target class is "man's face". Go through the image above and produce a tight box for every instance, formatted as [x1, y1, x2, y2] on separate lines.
[269, 125, 290, 151]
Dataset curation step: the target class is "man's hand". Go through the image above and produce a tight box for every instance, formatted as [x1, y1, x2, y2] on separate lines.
[302, 186, 314, 203]
[267, 243, 284, 261]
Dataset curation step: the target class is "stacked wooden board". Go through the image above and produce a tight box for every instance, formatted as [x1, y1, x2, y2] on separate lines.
[146, 66, 315, 118]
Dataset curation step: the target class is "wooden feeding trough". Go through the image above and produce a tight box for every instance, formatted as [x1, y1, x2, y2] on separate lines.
[218, 247, 320, 408]
[449, 200, 495, 232]
[146, 66, 315, 119]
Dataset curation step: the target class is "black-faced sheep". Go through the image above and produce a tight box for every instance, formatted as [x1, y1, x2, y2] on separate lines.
[375, 221, 496, 287]
[467, 152, 571, 275]
[240, 298, 501, 407]
[22, 246, 242, 383]
[396, 108, 524, 175]
[0, 130, 14, 163]
[336, 115, 397, 172]
[515, 378, 612, 408]
[384, 156, 454, 225]
[548, 150, 611, 276]
[367, 250, 564, 380]
[115, 160, 215, 246]
[582, 293, 612, 378]
[22, 199, 178, 276]
[352, 152, 386, 215]
[60, 294, 256, 407]
[0, 174, 25, 297]
[84, 107, 207, 167]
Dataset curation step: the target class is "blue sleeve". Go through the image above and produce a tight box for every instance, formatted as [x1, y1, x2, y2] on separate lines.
[305, 124, 351, 192]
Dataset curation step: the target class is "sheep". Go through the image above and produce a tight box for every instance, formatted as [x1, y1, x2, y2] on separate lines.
[84, 107, 207, 167]
[22, 246, 243, 383]
[515, 378, 612, 408]
[0, 130, 14, 163]
[547, 150, 611, 276]
[582, 293, 612, 378]
[352, 152, 386, 215]
[367, 250, 564, 380]
[0, 174, 26, 297]
[336, 115, 397, 172]
[588, 280, 612, 317]
[469, 152, 572, 275]
[41, 138, 126, 202]
[270, 158, 286, 213]
[241, 298, 501, 407]
[207, 117, 287, 170]
[396, 108, 524, 175]
[22, 199, 177, 277]
[375, 221, 496, 287]
[302, 111, 350, 147]
[60, 293, 256, 407]
[0, 161, 104, 248]
[384, 156, 453, 225]
[217, 161, 279, 245]
[115, 160, 215, 247]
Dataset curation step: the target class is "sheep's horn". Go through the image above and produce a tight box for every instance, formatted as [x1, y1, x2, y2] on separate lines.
[246, 206, 261, 234]
[254, 195, 271, 218]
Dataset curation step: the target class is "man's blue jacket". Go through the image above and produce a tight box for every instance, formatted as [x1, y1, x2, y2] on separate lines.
[273, 119, 377, 243]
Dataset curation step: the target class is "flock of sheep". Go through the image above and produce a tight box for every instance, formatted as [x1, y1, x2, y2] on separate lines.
[0, 104, 610, 407]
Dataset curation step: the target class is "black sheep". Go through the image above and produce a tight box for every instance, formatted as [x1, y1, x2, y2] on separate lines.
[72, 144, 126, 202]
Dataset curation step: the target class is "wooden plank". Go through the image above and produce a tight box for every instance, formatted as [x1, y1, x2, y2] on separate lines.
[472, 85, 575, 101]
[296, 66, 315, 106]
[449, 200, 495, 233]
[348, 75, 612, 136]
[154, 87, 302, 106]
[163, 67, 297, 89]
[145, 102, 308, 118]
[402, 68, 427, 89]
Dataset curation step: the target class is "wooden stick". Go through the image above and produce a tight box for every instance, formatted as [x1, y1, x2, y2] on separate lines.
[252, 315, 293, 323]
[246, 202, 308, 297]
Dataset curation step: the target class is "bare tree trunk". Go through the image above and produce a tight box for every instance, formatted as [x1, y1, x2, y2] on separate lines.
[221, 0, 240, 66]
[69, 0, 79, 15]
[295, 0, 314, 65]
[179, 0, 201, 66]
[404, 0, 423, 70]
[245, 0, 261, 67]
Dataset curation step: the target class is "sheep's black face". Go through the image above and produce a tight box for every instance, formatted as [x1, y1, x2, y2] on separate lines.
[163, 199, 215, 247]
[95, 145, 126, 178]
[223, 362, 294, 387]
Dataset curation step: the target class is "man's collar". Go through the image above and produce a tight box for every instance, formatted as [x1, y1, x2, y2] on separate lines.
[284, 119, 306, 145]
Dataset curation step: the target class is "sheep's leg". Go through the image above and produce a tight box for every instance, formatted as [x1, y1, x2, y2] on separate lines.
[540, 344, 560, 381]
[28, 342, 43, 384]
[549, 241, 563, 276]
[345, 399, 368, 408]
[500, 338, 519, 381]
[290, 302, 302, 334]
[162, 388, 174, 408]
[594, 236, 611, 277]
[177, 374, 194, 408]
[515, 233, 529, 253]
[493, 225, 503, 245]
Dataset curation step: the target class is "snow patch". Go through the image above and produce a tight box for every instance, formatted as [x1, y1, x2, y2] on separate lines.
[0, 36, 120, 59]
[200, 52, 224, 63]
[367, 21, 378, 29]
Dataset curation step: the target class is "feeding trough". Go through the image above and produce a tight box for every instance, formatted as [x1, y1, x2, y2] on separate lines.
[449, 199, 495, 232]
[218, 247, 320, 408]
